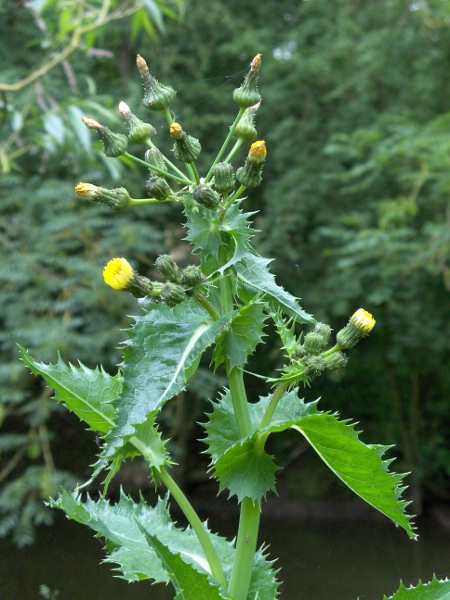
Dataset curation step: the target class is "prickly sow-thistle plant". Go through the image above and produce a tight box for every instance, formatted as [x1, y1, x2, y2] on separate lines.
[20, 54, 449, 600]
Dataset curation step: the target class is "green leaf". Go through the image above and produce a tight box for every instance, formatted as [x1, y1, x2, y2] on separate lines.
[212, 301, 267, 370]
[384, 575, 450, 600]
[287, 400, 417, 540]
[19, 345, 119, 434]
[51, 490, 236, 586]
[185, 201, 256, 275]
[250, 545, 281, 600]
[236, 254, 316, 324]
[137, 524, 231, 600]
[203, 391, 279, 503]
[101, 299, 235, 461]
[204, 389, 416, 538]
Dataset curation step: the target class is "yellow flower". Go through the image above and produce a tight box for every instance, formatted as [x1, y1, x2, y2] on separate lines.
[350, 308, 376, 334]
[103, 258, 135, 291]
[170, 122, 183, 139]
[248, 140, 267, 163]
[75, 182, 100, 199]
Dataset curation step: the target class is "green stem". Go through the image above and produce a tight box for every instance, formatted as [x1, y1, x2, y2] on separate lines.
[255, 381, 290, 455]
[227, 184, 247, 206]
[123, 152, 191, 185]
[193, 290, 221, 321]
[224, 138, 244, 163]
[204, 107, 245, 183]
[227, 498, 261, 600]
[129, 197, 174, 206]
[158, 466, 228, 589]
[186, 162, 201, 185]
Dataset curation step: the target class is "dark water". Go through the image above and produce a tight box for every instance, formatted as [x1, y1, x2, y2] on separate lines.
[1, 509, 450, 600]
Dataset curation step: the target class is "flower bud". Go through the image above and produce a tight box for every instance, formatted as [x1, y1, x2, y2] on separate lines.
[103, 258, 153, 297]
[193, 184, 220, 209]
[214, 162, 235, 193]
[233, 103, 259, 142]
[181, 265, 204, 288]
[75, 183, 130, 211]
[136, 54, 176, 112]
[314, 323, 332, 346]
[233, 54, 262, 108]
[146, 176, 172, 200]
[170, 123, 201, 163]
[155, 254, 181, 283]
[304, 355, 325, 377]
[162, 282, 187, 307]
[336, 308, 376, 350]
[323, 351, 348, 372]
[119, 101, 155, 143]
[303, 332, 326, 354]
[81, 117, 128, 157]
[145, 147, 166, 172]
[236, 140, 267, 188]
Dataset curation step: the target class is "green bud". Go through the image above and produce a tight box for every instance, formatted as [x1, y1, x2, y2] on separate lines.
[233, 54, 262, 108]
[145, 147, 166, 173]
[119, 101, 155, 143]
[137, 55, 176, 112]
[155, 254, 181, 283]
[193, 184, 220, 209]
[233, 103, 259, 142]
[162, 282, 186, 307]
[314, 323, 332, 346]
[146, 176, 172, 200]
[214, 162, 235, 193]
[170, 123, 201, 163]
[323, 351, 348, 372]
[303, 332, 326, 354]
[75, 183, 130, 211]
[181, 265, 204, 288]
[81, 117, 128, 157]
[304, 355, 325, 377]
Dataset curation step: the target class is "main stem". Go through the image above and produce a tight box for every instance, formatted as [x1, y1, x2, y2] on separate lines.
[218, 248, 261, 600]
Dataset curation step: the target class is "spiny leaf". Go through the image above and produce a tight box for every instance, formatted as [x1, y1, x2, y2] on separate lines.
[212, 301, 267, 371]
[137, 524, 231, 600]
[19, 345, 119, 434]
[51, 490, 236, 585]
[185, 201, 256, 275]
[100, 298, 235, 462]
[250, 545, 281, 600]
[383, 575, 450, 599]
[236, 254, 316, 324]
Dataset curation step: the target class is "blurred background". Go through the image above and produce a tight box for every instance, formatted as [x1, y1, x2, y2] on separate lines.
[1, 0, 450, 598]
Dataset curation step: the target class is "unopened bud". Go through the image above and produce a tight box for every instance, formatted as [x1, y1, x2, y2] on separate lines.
[81, 117, 128, 157]
[233, 103, 259, 142]
[75, 182, 130, 211]
[323, 352, 348, 372]
[314, 323, 332, 346]
[303, 332, 326, 354]
[181, 265, 204, 288]
[233, 54, 262, 108]
[214, 162, 235, 193]
[162, 282, 186, 307]
[146, 176, 172, 200]
[193, 184, 220, 209]
[155, 255, 181, 283]
[119, 101, 155, 143]
[170, 123, 201, 163]
[137, 54, 176, 112]
[145, 147, 166, 172]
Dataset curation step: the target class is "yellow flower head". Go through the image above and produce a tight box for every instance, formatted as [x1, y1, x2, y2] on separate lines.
[170, 122, 183, 139]
[248, 140, 267, 163]
[75, 182, 100, 199]
[103, 258, 135, 291]
[350, 308, 376, 334]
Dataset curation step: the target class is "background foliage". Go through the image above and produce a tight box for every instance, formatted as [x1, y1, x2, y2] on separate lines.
[1, 0, 449, 545]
